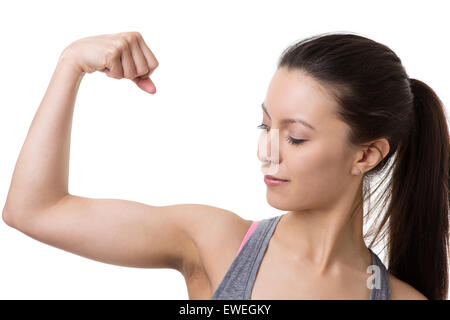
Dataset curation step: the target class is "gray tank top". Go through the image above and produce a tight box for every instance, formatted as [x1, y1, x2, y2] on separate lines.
[211, 214, 391, 300]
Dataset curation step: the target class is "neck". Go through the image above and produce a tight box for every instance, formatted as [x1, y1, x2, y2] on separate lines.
[277, 187, 371, 276]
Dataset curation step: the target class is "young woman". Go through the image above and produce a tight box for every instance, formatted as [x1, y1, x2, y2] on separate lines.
[2, 31, 448, 300]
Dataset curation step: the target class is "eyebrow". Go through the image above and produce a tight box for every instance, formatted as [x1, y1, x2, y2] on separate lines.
[261, 103, 316, 131]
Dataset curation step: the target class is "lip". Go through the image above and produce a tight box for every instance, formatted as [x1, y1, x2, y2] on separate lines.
[264, 175, 289, 186]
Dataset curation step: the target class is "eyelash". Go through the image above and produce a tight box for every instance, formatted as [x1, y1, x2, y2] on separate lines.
[256, 124, 306, 145]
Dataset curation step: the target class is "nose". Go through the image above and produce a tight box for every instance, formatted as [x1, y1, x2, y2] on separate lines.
[257, 129, 280, 165]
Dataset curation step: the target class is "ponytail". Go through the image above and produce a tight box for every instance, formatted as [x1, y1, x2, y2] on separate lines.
[388, 78, 449, 300]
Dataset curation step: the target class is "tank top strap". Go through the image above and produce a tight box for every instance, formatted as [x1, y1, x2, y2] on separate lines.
[368, 247, 392, 300]
[211, 215, 281, 299]
[236, 220, 260, 256]
[242, 214, 281, 299]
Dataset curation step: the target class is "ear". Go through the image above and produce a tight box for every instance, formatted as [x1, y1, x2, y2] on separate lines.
[352, 138, 390, 175]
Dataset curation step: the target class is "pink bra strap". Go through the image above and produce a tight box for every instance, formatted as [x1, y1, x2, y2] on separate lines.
[236, 221, 259, 256]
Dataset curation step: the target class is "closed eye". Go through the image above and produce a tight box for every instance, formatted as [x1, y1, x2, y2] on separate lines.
[256, 123, 270, 131]
[256, 124, 307, 146]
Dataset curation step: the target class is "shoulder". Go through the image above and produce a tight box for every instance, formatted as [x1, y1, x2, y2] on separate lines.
[179, 204, 253, 279]
[388, 273, 428, 300]
[181, 204, 252, 249]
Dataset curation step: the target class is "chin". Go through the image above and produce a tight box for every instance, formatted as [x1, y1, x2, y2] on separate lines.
[266, 194, 293, 212]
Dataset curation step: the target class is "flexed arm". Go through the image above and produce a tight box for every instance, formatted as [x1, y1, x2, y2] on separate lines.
[0, 32, 246, 282]
[2, 32, 158, 220]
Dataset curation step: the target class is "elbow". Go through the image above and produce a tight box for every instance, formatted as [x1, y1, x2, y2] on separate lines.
[2, 207, 14, 227]
[2, 196, 68, 228]
[2, 205, 21, 228]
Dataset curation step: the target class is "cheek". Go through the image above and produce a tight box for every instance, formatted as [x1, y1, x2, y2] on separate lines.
[285, 142, 350, 199]
[284, 142, 324, 177]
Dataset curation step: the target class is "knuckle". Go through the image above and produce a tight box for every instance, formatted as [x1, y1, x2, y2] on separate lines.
[106, 47, 120, 60]
[133, 31, 143, 40]
[123, 32, 137, 44]
[119, 38, 129, 49]
[112, 39, 128, 51]
[117, 31, 129, 39]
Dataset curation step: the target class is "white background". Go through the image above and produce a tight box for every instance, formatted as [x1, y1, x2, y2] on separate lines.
[0, 0, 448, 299]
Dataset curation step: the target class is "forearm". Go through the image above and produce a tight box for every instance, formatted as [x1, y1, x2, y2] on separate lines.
[3, 51, 85, 216]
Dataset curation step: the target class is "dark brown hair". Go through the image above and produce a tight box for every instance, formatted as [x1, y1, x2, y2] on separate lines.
[277, 32, 449, 300]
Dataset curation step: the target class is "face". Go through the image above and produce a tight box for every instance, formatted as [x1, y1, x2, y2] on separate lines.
[257, 67, 359, 212]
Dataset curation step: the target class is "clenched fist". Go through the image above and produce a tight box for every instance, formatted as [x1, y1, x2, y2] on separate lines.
[59, 31, 159, 94]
